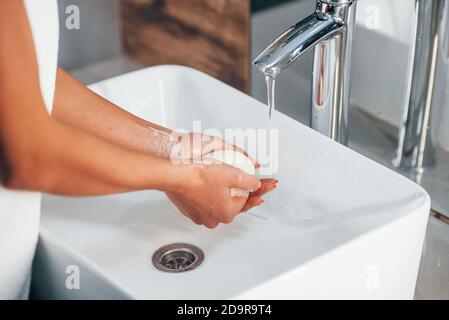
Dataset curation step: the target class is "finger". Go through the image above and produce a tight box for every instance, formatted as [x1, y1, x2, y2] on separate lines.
[250, 179, 277, 198]
[222, 141, 259, 168]
[231, 145, 260, 168]
[260, 178, 278, 184]
[201, 138, 219, 157]
[220, 210, 238, 224]
[203, 219, 219, 229]
[240, 196, 263, 212]
[206, 138, 260, 169]
[229, 169, 261, 191]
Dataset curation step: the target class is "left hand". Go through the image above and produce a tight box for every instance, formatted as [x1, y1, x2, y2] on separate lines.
[169, 132, 259, 167]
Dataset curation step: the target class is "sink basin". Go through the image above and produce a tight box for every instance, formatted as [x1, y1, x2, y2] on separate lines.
[32, 65, 430, 299]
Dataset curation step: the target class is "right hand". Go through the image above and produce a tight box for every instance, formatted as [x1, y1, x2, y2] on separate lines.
[166, 163, 262, 229]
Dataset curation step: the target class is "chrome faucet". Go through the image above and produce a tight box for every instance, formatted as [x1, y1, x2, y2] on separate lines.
[253, 0, 358, 145]
[393, 0, 449, 171]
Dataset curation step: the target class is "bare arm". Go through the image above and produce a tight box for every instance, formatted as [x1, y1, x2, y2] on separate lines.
[53, 68, 262, 164]
[53, 68, 175, 157]
[0, 1, 183, 196]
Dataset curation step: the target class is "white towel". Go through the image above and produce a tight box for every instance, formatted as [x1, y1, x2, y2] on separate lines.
[0, 0, 58, 299]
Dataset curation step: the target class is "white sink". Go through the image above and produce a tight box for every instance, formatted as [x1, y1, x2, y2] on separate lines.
[32, 65, 430, 299]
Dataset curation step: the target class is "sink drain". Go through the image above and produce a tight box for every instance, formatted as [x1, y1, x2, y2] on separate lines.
[152, 243, 204, 273]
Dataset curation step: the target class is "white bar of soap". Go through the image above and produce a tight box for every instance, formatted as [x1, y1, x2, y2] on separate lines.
[202, 150, 256, 197]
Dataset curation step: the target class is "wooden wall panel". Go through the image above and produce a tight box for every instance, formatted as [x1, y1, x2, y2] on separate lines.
[121, 0, 251, 92]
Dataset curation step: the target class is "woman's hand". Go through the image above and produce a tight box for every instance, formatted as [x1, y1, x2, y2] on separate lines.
[167, 132, 277, 226]
[170, 132, 259, 167]
[240, 178, 277, 212]
[166, 164, 276, 229]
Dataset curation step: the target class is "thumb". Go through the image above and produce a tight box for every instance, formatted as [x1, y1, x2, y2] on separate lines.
[229, 169, 261, 192]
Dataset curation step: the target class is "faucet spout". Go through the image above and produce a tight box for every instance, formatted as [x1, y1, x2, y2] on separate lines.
[253, 0, 358, 145]
[253, 12, 344, 75]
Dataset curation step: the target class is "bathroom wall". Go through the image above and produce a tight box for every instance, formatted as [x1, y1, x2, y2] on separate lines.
[353, 0, 449, 151]
[58, 0, 121, 70]
[251, 0, 449, 151]
[351, 0, 413, 126]
[121, 0, 251, 92]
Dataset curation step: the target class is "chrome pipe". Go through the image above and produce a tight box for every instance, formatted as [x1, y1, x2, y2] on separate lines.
[394, 0, 449, 170]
